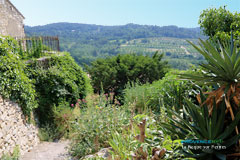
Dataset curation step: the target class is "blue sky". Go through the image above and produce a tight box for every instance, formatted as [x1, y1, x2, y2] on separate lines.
[11, 0, 240, 28]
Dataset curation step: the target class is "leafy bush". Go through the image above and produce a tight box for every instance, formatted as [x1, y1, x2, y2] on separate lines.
[38, 124, 60, 142]
[38, 104, 78, 141]
[25, 38, 43, 59]
[69, 92, 183, 159]
[123, 70, 193, 113]
[86, 52, 168, 97]
[52, 104, 77, 138]
[0, 36, 37, 117]
[109, 114, 184, 159]
[199, 6, 240, 44]
[124, 82, 151, 113]
[26, 53, 92, 125]
[70, 103, 131, 158]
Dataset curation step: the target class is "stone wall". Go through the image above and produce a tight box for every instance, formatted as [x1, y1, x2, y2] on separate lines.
[0, 96, 39, 157]
[0, 0, 25, 37]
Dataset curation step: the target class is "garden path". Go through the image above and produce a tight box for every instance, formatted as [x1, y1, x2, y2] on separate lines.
[20, 140, 71, 160]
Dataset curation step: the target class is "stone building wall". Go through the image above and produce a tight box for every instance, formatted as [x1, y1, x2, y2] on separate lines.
[0, 0, 25, 37]
[0, 96, 39, 157]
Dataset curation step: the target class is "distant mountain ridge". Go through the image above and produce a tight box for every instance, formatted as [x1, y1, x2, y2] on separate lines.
[25, 22, 204, 40]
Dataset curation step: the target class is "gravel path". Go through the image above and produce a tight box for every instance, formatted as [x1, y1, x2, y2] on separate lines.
[20, 141, 71, 160]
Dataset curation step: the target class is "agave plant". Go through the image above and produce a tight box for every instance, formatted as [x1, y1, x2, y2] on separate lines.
[161, 93, 240, 160]
[181, 35, 240, 85]
[179, 35, 240, 136]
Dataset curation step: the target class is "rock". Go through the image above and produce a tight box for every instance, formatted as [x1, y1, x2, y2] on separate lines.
[85, 148, 112, 159]
[0, 96, 39, 157]
[96, 148, 111, 158]
[84, 155, 96, 159]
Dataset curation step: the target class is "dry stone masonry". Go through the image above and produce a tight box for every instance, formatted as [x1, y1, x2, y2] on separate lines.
[0, 96, 39, 157]
[0, 0, 25, 37]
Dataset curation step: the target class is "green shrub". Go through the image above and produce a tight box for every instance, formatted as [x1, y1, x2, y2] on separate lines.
[39, 103, 80, 141]
[123, 70, 193, 113]
[123, 82, 151, 113]
[70, 104, 131, 158]
[109, 114, 184, 159]
[52, 104, 76, 138]
[38, 124, 60, 142]
[0, 36, 37, 117]
[23, 38, 43, 59]
[199, 6, 240, 44]
[86, 52, 168, 97]
[26, 53, 92, 125]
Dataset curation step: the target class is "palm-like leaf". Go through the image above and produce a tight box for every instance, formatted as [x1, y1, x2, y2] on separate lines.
[176, 36, 240, 158]
[161, 94, 240, 160]
[180, 36, 240, 85]
[180, 36, 240, 122]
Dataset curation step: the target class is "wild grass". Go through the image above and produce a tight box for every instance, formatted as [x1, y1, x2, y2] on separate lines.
[69, 93, 131, 158]
[123, 70, 192, 113]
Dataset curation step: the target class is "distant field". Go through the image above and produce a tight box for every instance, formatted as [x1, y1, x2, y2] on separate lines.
[115, 37, 204, 70]
[117, 37, 198, 54]
[63, 36, 205, 70]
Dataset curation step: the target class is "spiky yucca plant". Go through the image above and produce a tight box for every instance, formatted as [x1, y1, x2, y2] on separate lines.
[161, 95, 240, 160]
[181, 36, 240, 113]
[180, 35, 240, 151]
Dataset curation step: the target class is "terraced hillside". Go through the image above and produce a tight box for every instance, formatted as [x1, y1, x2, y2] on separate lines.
[116, 37, 204, 69]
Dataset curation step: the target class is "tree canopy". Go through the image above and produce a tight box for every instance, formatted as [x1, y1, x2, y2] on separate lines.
[86, 53, 168, 96]
[199, 6, 240, 43]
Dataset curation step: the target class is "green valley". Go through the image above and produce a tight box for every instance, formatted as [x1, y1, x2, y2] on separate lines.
[25, 23, 205, 70]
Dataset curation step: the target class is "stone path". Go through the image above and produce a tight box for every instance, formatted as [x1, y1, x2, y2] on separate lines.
[20, 141, 71, 160]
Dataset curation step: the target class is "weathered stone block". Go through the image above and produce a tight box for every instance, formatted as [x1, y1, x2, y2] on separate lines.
[0, 0, 25, 37]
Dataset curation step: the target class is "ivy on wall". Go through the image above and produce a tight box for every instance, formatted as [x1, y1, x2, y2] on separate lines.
[0, 36, 37, 117]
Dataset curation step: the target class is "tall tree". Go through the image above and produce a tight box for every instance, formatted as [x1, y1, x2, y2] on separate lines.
[86, 53, 168, 96]
[199, 6, 240, 43]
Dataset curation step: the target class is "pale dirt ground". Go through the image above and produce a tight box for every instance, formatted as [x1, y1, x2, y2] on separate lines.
[20, 140, 71, 160]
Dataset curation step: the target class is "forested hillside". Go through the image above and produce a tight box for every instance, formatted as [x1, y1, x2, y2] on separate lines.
[25, 23, 206, 69]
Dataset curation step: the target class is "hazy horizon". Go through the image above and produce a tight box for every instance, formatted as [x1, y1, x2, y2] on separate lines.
[25, 22, 202, 29]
